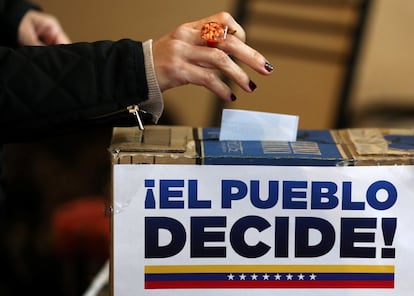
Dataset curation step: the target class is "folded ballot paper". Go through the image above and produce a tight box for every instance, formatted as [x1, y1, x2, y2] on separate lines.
[219, 109, 299, 141]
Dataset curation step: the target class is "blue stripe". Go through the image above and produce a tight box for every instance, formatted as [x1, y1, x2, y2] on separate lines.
[146, 273, 225, 281]
[317, 273, 394, 281]
[145, 273, 394, 282]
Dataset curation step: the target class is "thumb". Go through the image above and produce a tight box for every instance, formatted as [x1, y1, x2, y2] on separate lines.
[19, 25, 45, 46]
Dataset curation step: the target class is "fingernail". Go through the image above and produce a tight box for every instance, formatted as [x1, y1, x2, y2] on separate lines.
[230, 93, 237, 101]
[249, 80, 257, 92]
[264, 61, 274, 72]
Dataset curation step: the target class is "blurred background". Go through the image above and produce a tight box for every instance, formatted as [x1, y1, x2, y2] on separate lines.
[1, 0, 413, 295]
[33, 0, 414, 129]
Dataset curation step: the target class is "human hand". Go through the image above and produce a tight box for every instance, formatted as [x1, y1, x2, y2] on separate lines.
[18, 10, 71, 46]
[152, 12, 274, 102]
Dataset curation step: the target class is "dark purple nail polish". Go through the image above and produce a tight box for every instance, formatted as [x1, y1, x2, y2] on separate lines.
[249, 80, 257, 91]
[265, 61, 274, 72]
[230, 93, 237, 101]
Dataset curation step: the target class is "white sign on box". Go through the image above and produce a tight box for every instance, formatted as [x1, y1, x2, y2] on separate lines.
[113, 164, 414, 296]
[219, 109, 299, 141]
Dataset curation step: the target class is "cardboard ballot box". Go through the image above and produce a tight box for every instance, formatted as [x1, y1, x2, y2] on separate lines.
[110, 125, 414, 296]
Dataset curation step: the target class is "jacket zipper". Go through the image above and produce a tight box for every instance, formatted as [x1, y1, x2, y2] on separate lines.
[91, 104, 147, 130]
[127, 105, 145, 130]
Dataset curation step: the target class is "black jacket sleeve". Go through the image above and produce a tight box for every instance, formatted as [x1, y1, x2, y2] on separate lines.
[0, 39, 150, 142]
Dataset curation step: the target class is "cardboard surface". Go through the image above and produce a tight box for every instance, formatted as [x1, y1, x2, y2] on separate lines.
[110, 125, 414, 166]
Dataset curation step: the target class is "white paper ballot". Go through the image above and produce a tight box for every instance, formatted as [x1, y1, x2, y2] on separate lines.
[219, 109, 299, 141]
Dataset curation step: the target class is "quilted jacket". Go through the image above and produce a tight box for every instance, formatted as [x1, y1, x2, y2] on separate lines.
[0, 0, 152, 143]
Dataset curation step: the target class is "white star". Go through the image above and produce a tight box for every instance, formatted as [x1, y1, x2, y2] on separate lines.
[227, 273, 234, 280]
[263, 273, 270, 280]
[251, 273, 258, 280]
[286, 273, 293, 280]
[274, 273, 282, 280]
[239, 274, 246, 280]
[298, 274, 305, 280]
[310, 273, 317, 280]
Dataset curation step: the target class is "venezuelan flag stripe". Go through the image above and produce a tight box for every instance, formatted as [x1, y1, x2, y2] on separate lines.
[145, 280, 394, 289]
[144, 265, 394, 289]
[145, 264, 394, 274]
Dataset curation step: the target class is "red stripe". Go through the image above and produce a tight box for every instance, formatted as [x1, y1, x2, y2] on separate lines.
[145, 280, 394, 289]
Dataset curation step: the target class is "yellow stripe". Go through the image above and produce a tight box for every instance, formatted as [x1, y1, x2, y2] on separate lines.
[145, 265, 394, 274]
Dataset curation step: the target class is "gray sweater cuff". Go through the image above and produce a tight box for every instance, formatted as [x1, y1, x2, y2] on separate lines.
[142, 39, 164, 123]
